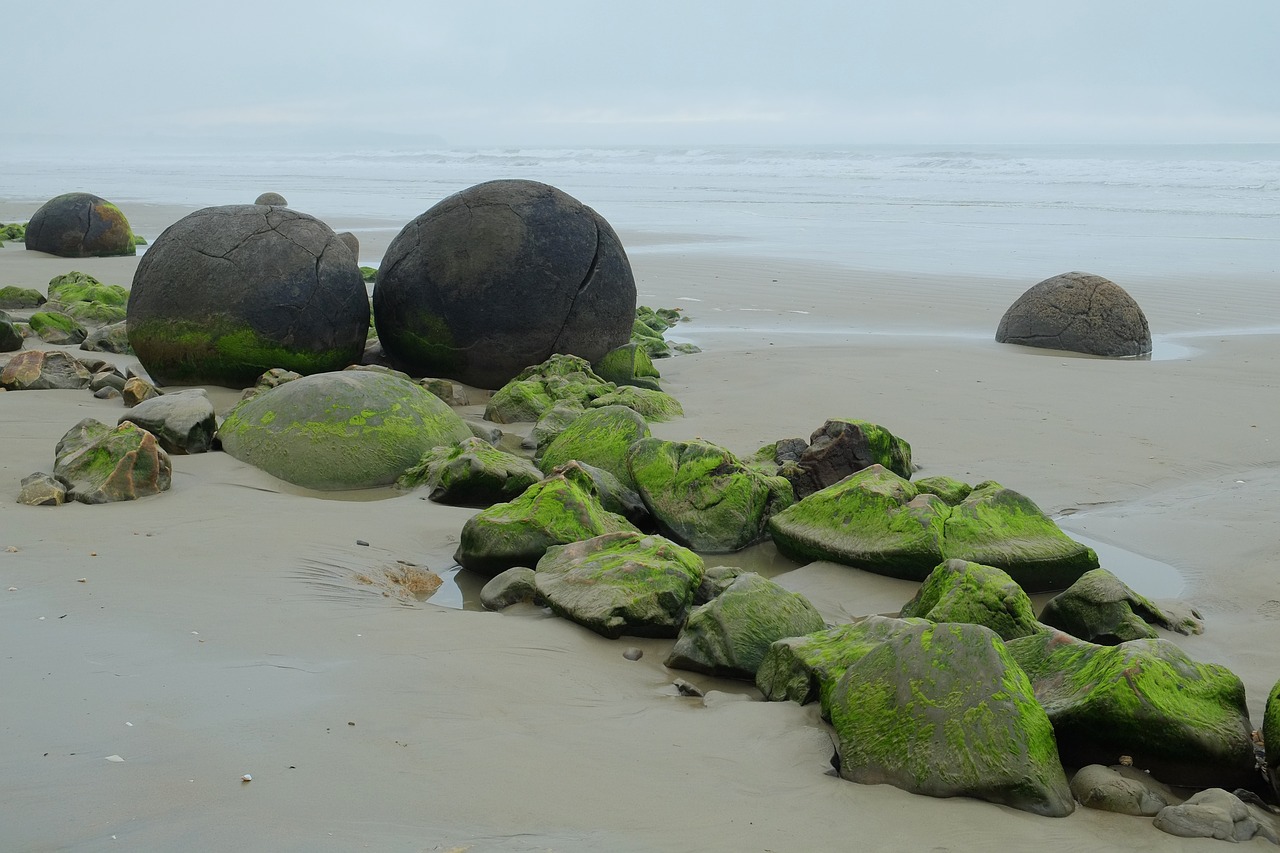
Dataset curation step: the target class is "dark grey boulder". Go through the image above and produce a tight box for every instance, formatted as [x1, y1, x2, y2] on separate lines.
[25, 192, 136, 258]
[786, 418, 913, 499]
[127, 205, 369, 387]
[118, 389, 218, 455]
[480, 567, 539, 610]
[373, 180, 637, 389]
[0, 311, 23, 352]
[996, 271, 1152, 357]
[80, 322, 133, 354]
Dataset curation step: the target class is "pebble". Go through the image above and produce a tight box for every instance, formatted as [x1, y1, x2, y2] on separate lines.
[623, 647, 643, 661]
[241, 773, 252, 782]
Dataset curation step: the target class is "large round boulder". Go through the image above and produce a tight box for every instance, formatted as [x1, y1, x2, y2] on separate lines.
[373, 180, 637, 389]
[127, 205, 369, 387]
[995, 271, 1151, 357]
[216, 370, 472, 490]
[25, 192, 136, 258]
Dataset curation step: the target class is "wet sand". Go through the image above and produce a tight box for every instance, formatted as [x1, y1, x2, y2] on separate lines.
[2, 200, 1279, 850]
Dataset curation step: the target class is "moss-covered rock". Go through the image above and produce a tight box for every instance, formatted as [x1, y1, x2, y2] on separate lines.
[1006, 630, 1256, 789]
[593, 342, 661, 390]
[829, 621, 1074, 817]
[218, 370, 471, 490]
[628, 437, 794, 552]
[0, 285, 45, 309]
[0, 349, 90, 391]
[768, 465, 1098, 592]
[360, 266, 378, 283]
[28, 310, 87, 345]
[1039, 568, 1203, 644]
[46, 271, 128, 307]
[534, 531, 703, 639]
[589, 385, 683, 421]
[914, 475, 973, 505]
[454, 472, 639, 577]
[0, 222, 27, 244]
[665, 572, 825, 679]
[756, 615, 930, 716]
[631, 315, 671, 359]
[397, 436, 543, 506]
[25, 193, 135, 257]
[62, 301, 128, 326]
[483, 354, 615, 423]
[538, 405, 651, 488]
[786, 418, 913, 499]
[899, 559, 1042, 641]
[1265, 679, 1280, 800]
[53, 418, 172, 504]
[0, 312, 22, 352]
[549, 460, 650, 528]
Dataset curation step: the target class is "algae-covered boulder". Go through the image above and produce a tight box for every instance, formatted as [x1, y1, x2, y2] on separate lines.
[1006, 631, 1257, 789]
[787, 418, 913, 499]
[996, 271, 1152, 358]
[484, 355, 614, 423]
[218, 370, 471, 490]
[664, 572, 825, 680]
[1265, 679, 1280, 800]
[0, 285, 45, 309]
[914, 475, 972, 505]
[768, 466, 1098, 592]
[534, 531, 703, 639]
[25, 192, 136, 257]
[1, 311, 24, 352]
[54, 418, 172, 504]
[756, 615, 930, 715]
[127, 204, 369, 386]
[396, 436, 543, 506]
[28, 310, 86, 345]
[550, 460, 650, 528]
[899, 559, 1042, 641]
[628, 438, 794, 552]
[0, 349, 91, 390]
[829, 621, 1074, 817]
[588, 385, 682, 422]
[118, 389, 218, 455]
[373, 179, 636, 389]
[593, 342, 661, 391]
[538, 405, 651, 489]
[1039, 568, 1203, 644]
[454, 472, 639, 577]
[46, 271, 128, 308]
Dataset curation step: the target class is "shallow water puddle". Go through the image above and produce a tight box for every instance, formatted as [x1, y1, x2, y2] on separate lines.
[1054, 528, 1185, 599]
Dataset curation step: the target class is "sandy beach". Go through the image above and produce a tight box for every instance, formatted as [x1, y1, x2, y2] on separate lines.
[2, 198, 1279, 851]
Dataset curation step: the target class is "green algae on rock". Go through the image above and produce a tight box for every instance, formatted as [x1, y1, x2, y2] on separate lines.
[483, 354, 615, 423]
[0, 285, 45, 309]
[829, 621, 1074, 817]
[46, 271, 128, 307]
[397, 436, 543, 506]
[538, 405, 652, 488]
[28, 310, 87, 345]
[25, 193, 136, 257]
[786, 418, 914, 499]
[1039, 567, 1203, 644]
[54, 418, 172, 504]
[665, 572, 825, 680]
[899, 558, 1042, 641]
[593, 341, 662, 391]
[768, 465, 1098, 592]
[628, 437, 794, 552]
[454, 472, 639, 577]
[589, 385, 683, 421]
[534, 531, 704, 639]
[1265, 680, 1280, 800]
[217, 370, 472, 490]
[1006, 630, 1257, 789]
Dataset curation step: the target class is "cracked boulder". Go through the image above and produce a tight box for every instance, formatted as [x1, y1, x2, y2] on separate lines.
[126, 205, 369, 387]
[372, 180, 637, 389]
[24, 192, 136, 258]
[995, 271, 1151, 357]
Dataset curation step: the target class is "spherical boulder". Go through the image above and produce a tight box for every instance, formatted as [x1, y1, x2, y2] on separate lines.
[25, 192, 136, 258]
[127, 205, 369, 387]
[255, 192, 288, 206]
[996, 272, 1151, 357]
[372, 179, 637, 389]
[217, 369, 473, 490]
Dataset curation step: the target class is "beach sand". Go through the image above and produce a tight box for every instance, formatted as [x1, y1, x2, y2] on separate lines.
[2, 200, 1279, 851]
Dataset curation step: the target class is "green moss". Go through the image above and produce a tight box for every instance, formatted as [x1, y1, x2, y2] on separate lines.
[0, 222, 27, 242]
[0, 285, 44, 309]
[1265, 680, 1280, 776]
[899, 559, 1041, 641]
[92, 201, 137, 257]
[359, 266, 377, 282]
[539, 405, 651, 488]
[590, 386, 683, 421]
[382, 310, 460, 372]
[485, 355, 616, 424]
[397, 436, 542, 506]
[47, 271, 128, 306]
[594, 342, 662, 390]
[914, 475, 973, 505]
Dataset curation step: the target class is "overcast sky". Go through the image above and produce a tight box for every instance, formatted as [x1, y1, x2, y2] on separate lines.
[9, 0, 1279, 149]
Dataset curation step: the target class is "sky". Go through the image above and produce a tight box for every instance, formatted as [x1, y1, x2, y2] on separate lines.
[8, 0, 1280, 150]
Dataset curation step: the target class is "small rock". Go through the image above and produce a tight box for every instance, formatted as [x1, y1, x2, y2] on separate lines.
[673, 678, 704, 698]
[623, 647, 643, 661]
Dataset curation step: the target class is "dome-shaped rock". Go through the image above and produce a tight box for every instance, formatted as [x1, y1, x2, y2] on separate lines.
[25, 192, 136, 258]
[216, 369, 472, 490]
[127, 205, 369, 387]
[995, 272, 1151, 357]
[373, 179, 636, 389]
[254, 192, 288, 206]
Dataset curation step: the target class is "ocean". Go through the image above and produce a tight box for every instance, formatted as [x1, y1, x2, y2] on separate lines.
[4, 144, 1278, 279]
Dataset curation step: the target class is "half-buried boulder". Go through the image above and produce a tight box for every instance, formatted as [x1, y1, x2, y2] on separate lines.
[995, 271, 1152, 357]
[665, 572, 825, 680]
[127, 204, 369, 386]
[25, 192, 136, 258]
[534, 531, 703, 639]
[829, 621, 1074, 817]
[54, 418, 171, 504]
[1039, 568, 1204, 644]
[1, 350, 91, 390]
[373, 179, 636, 389]
[396, 436, 543, 506]
[118, 389, 218, 455]
[768, 465, 1098, 592]
[627, 438, 794, 552]
[899, 559, 1042, 641]
[1006, 630, 1256, 789]
[217, 370, 471, 490]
